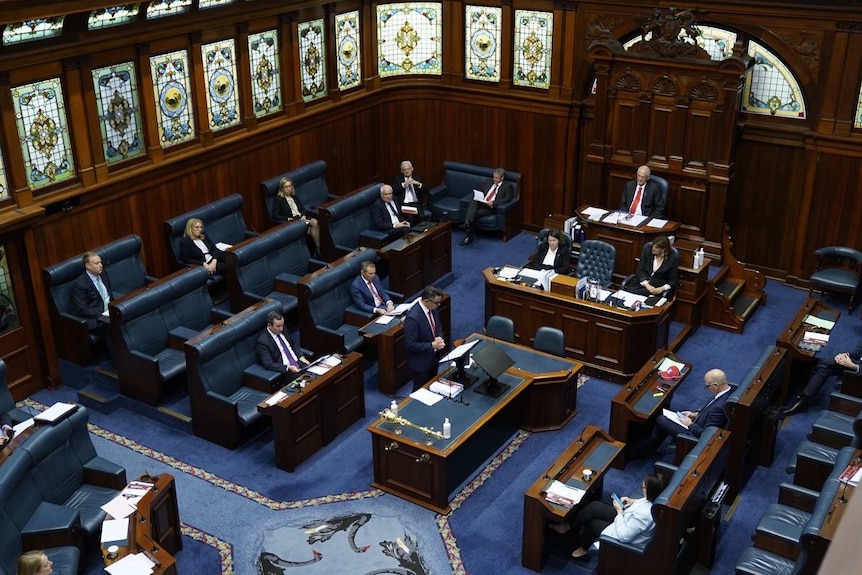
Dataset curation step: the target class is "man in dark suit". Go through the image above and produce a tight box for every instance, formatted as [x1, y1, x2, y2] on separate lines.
[404, 285, 446, 392]
[350, 260, 394, 315]
[371, 185, 411, 238]
[461, 167, 514, 246]
[71, 251, 112, 332]
[620, 165, 665, 218]
[393, 160, 424, 220]
[630, 369, 730, 458]
[782, 340, 862, 415]
[256, 311, 310, 383]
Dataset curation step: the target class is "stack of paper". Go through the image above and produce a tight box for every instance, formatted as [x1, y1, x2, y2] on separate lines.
[545, 480, 585, 508]
[34, 402, 77, 423]
[306, 354, 342, 376]
[803, 315, 836, 330]
[105, 552, 156, 575]
[802, 331, 829, 345]
[430, 378, 464, 398]
[838, 465, 862, 486]
[264, 390, 288, 406]
[100, 518, 129, 546]
[409, 388, 443, 406]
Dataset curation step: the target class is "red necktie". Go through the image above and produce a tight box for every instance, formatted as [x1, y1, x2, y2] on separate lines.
[486, 183, 500, 203]
[367, 280, 383, 306]
[278, 335, 298, 367]
[629, 185, 643, 214]
[427, 310, 436, 335]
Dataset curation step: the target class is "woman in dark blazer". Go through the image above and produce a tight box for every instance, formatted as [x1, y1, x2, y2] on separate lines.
[529, 229, 571, 275]
[628, 235, 678, 296]
[272, 177, 321, 254]
[179, 217, 226, 275]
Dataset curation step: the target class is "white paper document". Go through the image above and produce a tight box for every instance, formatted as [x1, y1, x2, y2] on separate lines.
[604, 212, 648, 226]
[472, 189, 486, 202]
[803, 315, 835, 330]
[105, 552, 156, 575]
[101, 494, 137, 519]
[440, 339, 479, 362]
[101, 517, 129, 544]
[430, 379, 464, 398]
[390, 298, 419, 315]
[496, 266, 521, 280]
[375, 315, 396, 325]
[12, 418, 35, 434]
[401, 205, 418, 215]
[264, 391, 287, 406]
[658, 357, 686, 374]
[662, 408, 690, 429]
[581, 207, 608, 219]
[409, 388, 444, 406]
[34, 402, 77, 423]
[516, 268, 544, 282]
[215, 242, 232, 251]
[613, 290, 647, 308]
[803, 331, 829, 345]
[545, 480, 585, 508]
[646, 218, 668, 228]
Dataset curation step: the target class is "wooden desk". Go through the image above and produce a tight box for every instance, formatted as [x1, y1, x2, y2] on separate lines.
[102, 473, 181, 575]
[0, 425, 36, 467]
[609, 350, 691, 468]
[483, 267, 672, 382]
[775, 297, 840, 403]
[378, 222, 452, 298]
[522, 425, 624, 571]
[358, 294, 451, 395]
[257, 352, 364, 472]
[368, 335, 576, 513]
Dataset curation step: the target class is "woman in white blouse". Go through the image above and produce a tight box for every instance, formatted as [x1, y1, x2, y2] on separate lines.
[272, 177, 321, 255]
[529, 229, 571, 275]
[179, 218, 226, 275]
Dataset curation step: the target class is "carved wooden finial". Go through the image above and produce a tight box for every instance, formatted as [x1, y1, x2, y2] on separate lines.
[629, 5, 710, 59]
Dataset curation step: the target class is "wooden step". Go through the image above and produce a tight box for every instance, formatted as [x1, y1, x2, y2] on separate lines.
[716, 277, 744, 302]
[732, 293, 761, 320]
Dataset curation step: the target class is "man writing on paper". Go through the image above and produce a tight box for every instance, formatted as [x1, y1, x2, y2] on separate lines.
[620, 165, 665, 218]
[405, 285, 446, 391]
[371, 184, 411, 238]
[256, 311, 311, 383]
[782, 340, 862, 415]
[460, 167, 514, 246]
[629, 369, 729, 459]
[350, 260, 395, 316]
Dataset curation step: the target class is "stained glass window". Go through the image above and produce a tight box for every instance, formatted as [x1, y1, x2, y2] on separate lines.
[248, 29, 282, 117]
[513, 10, 552, 89]
[0, 245, 20, 334]
[623, 24, 736, 62]
[465, 5, 501, 83]
[855, 83, 862, 129]
[199, 0, 235, 9]
[743, 40, 806, 119]
[11, 78, 76, 189]
[377, 3, 442, 77]
[201, 39, 240, 131]
[146, 0, 192, 20]
[3, 18, 64, 46]
[149, 50, 196, 147]
[335, 11, 362, 91]
[92, 62, 145, 164]
[0, 152, 9, 201]
[88, 6, 140, 30]
[298, 19, 327, 102]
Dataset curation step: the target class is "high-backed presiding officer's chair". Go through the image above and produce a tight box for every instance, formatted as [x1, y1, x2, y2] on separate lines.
[485, 315, 515, 343]
[576, 240, 616, 287]
[808, 246, 862, 314]
[650, 175, 669, 214]
[533, 327, 565, 358]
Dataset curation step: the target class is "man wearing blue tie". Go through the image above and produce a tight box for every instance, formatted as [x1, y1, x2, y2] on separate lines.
[256, 311, 310, 382]
[72, 252, 113, 332]
[404, 285, 446, 391]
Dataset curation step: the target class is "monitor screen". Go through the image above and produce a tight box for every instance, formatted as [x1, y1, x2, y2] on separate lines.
[471, 341, 515, 380]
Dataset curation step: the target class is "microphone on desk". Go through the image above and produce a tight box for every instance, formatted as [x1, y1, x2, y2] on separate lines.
[839, 479, 850, 504]
[577, 429, 585, 444]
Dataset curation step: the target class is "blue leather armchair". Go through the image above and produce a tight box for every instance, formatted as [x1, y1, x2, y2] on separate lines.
[808, 246, 862, 314]
[533, 326, 565, 357]
[317, 184, 391, 261]
[43, 234, 155, 365]
[260, 160, 338, 224]
[576, 240, 616, 287]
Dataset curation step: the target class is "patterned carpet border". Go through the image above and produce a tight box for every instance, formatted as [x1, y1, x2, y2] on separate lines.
[181, 523, 235, 575]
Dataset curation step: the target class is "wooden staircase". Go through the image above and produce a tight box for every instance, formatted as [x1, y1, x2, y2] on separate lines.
[704, 224, 767, 333]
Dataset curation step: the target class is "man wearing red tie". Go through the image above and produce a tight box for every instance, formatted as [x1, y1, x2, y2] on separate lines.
[404, 285, 446, 391]
[620, 165, 665, 218]
[256, 311, 311, 383]
[460, 167, 515, 246]
[350, 260, 395, 315]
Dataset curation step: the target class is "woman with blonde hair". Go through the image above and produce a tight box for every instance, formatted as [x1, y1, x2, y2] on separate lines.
[179, 217, 226, 275]
[17, 550, 53, 575]
[272, 177, 321, 256]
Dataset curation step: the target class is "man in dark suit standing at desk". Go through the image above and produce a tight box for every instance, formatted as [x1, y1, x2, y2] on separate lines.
[72, 251, 112, 333]
[460, 167, 514, 246]
[350, 260, 394, 315]
[405, 285, 446, 392]
[256, 311, 310, 383]
[371, 184, 411, 239]
[620, 165, 665, 218]
[630, 369, 730, 458]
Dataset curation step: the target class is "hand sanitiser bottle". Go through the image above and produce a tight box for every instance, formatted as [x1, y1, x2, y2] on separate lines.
[443, 418, 451, 439]
[390, 400, 398, 416]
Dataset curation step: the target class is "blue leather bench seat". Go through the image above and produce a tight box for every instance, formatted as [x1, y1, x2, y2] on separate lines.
[42, 234, 154, 364]
[297, 250, 379, 355]
[226, 220, 325, 314]
[111, 267, 220, 405]
[318, 184, 391, 260]
[260, 160, 338, 223]
[808, 405, 861, 449]
[185, 301, 283, 449]
[735, 546, 800, 575]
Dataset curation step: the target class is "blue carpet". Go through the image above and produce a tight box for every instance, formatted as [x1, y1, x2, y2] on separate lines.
[26, 229, 860, 575]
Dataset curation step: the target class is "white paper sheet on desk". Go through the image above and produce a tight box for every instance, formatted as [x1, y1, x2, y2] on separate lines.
[497, 266, 521, 280]
[409, 388, 444, 406]
[605, 212, 648, 226]
[264, 391, 287, 406]
[101, 495, 136, 519]
[803, 331, 829, 345]
[613, 290, 647, 308]
[545, 480, 585, 508]
[100, 517, 129, 543]
[581, 207, 608, 219]
[517, 268, 543, 281]
[34, 402, 76, 423]
[658, 357, 686, 373]
[215, 242, 232, 251]
[12, 418, 34, 434]
[803, 315, 835, 330]
[375, 315, 396, 325]
[105, 552, 155, 575]
[390, 298, 419, 315]
[646, 218, 668, 228]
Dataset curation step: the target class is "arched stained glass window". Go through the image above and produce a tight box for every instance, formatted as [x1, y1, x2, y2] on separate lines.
[149, 50, 195, 147]
[199, 0, 235, 9]
[465, 5, 501, 83]
[201, 39, 241, 130]
[88, 6, 140, 30]
[377, 3, 442, 77]
[3, 18, 64, 46]
[743, 40, 805, 119]
[248, 29, 282, 117]
[92, 62, 145, 164]
[298, 19, 327, 102]
[146, 0, 192, 20]
[513, 10, 552, 89]
[335, 11, 362, 91]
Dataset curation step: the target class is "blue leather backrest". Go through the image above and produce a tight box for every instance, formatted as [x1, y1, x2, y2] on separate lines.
[260, 160, 330, 217]
[325, 185, 382, 250]
[165, 267, 213, 332]
[22, 417, 82, 505]
[119, 290, 169, 356]
[654, 426, 719, 508]
[729, 345, 780, 405]
[232, 222, 309, 294]
[576, 240, 616, 284]
[164, 194, 249, 265]
[441, 161, 521, 200]
[271, 225, 313, 277]
[0, 510, 22, 575]
[303, 250, 376, 328]
[0, 449, 42, 531]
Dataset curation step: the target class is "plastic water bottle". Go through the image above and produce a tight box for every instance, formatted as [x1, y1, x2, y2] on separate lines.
[390, 400, 398, 416]
[443, 418, 451, 439]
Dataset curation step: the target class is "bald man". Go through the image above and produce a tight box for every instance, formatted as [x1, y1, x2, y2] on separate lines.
[620, 165, 665, 218]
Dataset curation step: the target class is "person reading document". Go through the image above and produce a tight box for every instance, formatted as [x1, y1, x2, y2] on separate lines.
[460, 168, 514, 246]
[256, 311, 311, 383]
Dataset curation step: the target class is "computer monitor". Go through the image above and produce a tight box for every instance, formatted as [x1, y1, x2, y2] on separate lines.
[472, 341, 515, 398]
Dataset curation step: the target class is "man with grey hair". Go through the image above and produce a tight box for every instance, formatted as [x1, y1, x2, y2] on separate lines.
[460, 167, 514, 246]
[371, 184, 411, 238]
